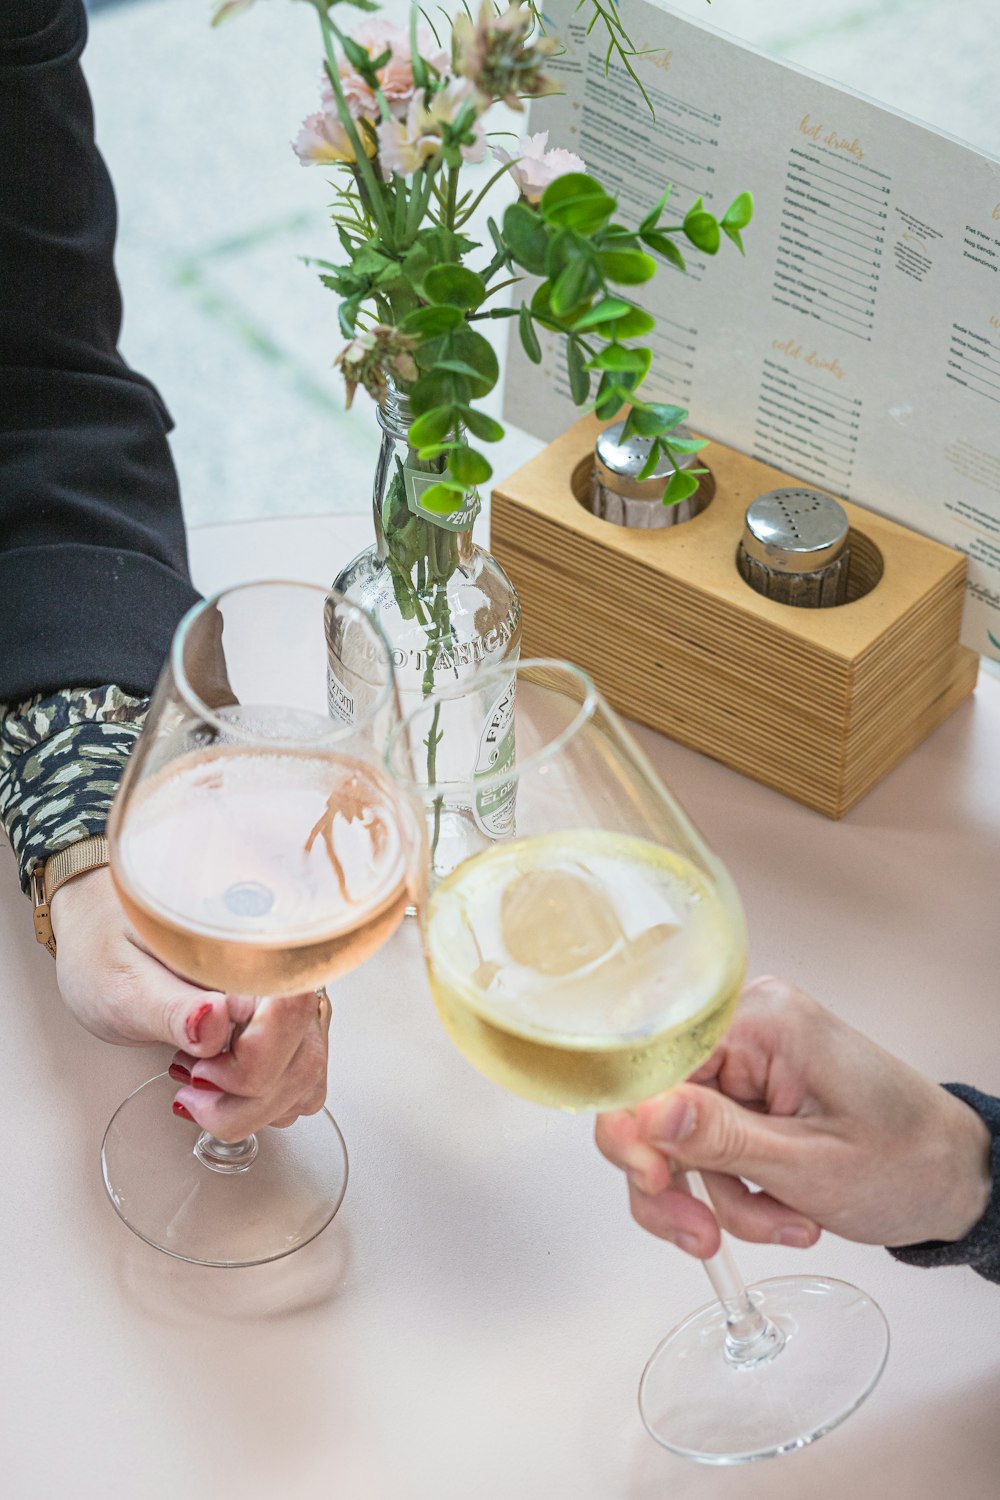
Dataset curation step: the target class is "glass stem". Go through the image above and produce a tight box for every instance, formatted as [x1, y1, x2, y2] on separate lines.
[194, 1131, 259, 1175]
[686, 1170, 786, 1366]
[192, 1014, 259, 1174]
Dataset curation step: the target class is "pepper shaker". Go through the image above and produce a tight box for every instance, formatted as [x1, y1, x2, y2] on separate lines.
[737, 488, 851, 607]
[588, 420, 714, 529]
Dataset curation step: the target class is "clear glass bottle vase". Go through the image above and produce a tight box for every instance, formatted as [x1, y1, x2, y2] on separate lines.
[329, 383, 521, 871]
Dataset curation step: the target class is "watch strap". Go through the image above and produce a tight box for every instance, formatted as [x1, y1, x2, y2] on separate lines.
[31, 835, 110, 957]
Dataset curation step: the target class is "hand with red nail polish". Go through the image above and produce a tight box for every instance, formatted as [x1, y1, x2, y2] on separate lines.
[596, 976, 992, 1260]
[168, 989, 333, 1141]
[48, 871, 331, 1139]
[49, 868, 231, 1056]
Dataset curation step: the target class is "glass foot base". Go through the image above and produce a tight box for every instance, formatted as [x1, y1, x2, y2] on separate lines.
[638, 1275, 889, 1464]
[102, 1072, 348, 1267]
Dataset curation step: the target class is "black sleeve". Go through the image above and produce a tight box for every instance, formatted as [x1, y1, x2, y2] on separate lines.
[889, 1084, 1000, 1285]
[0, 0, 200, 704]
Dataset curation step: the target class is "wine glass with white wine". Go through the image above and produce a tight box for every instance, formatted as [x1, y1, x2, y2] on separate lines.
[388, 659, 888, 1463]
[102, 580, 417, 1267]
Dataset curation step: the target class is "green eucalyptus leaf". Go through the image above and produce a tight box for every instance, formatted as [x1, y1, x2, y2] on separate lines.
[501, 203, 548, 276]
[460, 406, 505, 443]
[401, 305, 465, 338]
[407, 406, 456, 449]
[409, 371, 454, 415]
[435, 359, 484, 382]
[449, 445, 493, 486]
[543, 190, 617, 235]
[662, 467, 701, 506]
[544, 226, 577, 282]
[660, 436, 708, 453]
[530, 281, 553, 321]
[640, 228, 687, 270]
[596, 225, 640, 246]
[624, 402, 688, 438]
[594, 382, 629, 420]
[419, 481, 468, 515]
[424, 263, 486, 310]
[683, 211, 721, 255]
[722, 191, 754, 230]
[449, 327, 498, 395]
[412, 441, 462, 460]
[550, 256, 592, 317]
[571, 296, 632, 331]
[413, 335, 447, 372]
[595, 248, 657, 285]
[539, 172, 616, 219]
[566, 339, 590, 405]
[587, 344, 650, 374]
[635, 444, 663, 483]
[639, 184, 672, 233]
[518, 304, 542, 364]
[722, 223, 746, 255]
[607, 306, 656, 338]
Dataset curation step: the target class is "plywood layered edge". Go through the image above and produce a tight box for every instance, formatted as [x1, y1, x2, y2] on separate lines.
[491, 415, 978, 818]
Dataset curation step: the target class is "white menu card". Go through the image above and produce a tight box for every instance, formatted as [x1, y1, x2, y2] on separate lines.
[502, 0, 1000, 660]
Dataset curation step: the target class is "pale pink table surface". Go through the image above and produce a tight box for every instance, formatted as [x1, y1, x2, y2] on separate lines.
[2, 514, 998, 1500]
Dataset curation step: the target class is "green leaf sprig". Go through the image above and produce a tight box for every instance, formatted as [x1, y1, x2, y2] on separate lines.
[499, 173, 754, 505]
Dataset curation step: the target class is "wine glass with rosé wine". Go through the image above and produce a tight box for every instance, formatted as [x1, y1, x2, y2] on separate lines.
[102, 580, 418, 1266]
[387, 659, 889, 1463]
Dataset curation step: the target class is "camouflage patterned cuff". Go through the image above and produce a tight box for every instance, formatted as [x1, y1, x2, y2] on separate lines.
[0, 686, 148, 894]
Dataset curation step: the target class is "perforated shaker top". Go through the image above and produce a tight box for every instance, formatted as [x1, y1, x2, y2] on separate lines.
[741, 488, 850, 572]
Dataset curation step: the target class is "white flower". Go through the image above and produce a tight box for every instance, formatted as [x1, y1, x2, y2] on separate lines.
[493, 131, 586, 204]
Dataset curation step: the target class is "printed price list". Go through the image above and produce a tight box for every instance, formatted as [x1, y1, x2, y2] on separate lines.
[753, 358, 861, 490]
[948, 324, 1000, 407]
[773, 147, 890, 342]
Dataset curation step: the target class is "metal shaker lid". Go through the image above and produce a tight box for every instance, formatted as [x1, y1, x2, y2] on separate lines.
[741, 488, 850, 573]
[595, 419, 699, 501]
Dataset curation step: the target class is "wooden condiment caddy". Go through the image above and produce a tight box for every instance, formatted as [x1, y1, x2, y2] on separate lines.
[490, 414, 978, 818]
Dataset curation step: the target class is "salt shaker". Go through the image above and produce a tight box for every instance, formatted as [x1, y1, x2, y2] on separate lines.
[588, 420, 714, 528]
[737, 488, 851, 607]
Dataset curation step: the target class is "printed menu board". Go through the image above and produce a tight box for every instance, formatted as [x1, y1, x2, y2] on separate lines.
[502, 0, 1000, 660]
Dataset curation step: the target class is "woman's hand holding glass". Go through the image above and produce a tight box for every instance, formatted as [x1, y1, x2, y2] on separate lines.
[53, 868, 332, 1138]
[101, 580, 413, 1267]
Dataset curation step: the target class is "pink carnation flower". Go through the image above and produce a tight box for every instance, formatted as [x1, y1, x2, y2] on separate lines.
[493, 130, 586, 204]
[293, 109, 374, 167]
[325, 19, 449, 123]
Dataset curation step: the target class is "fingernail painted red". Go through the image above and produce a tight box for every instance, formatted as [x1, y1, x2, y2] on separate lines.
[191, 1077, 223, 1093]
[168, 1062, 191, 1083]
[172, 1102, 195, 1121]
[185, 1002, 213, 1046]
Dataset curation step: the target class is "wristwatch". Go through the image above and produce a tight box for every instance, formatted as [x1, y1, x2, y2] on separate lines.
[31, 835, 110, 958]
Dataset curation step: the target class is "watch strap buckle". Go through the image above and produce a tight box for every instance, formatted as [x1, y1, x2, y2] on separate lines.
[31, 869, 56, 958]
